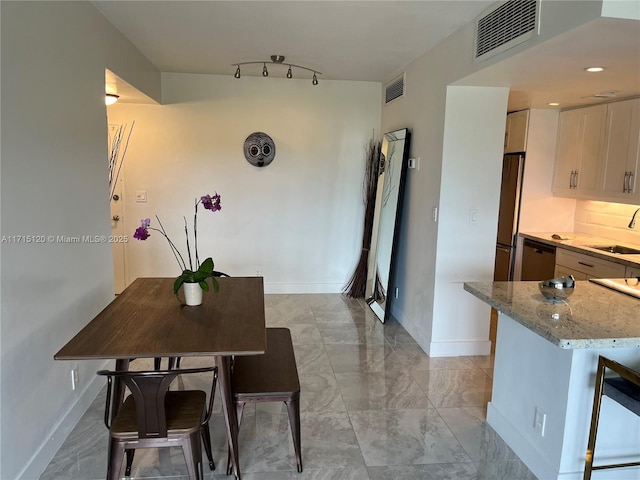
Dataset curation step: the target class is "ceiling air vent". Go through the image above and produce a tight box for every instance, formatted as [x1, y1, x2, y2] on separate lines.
[385, 74, 405, 104]
[475, 0, 539, 62]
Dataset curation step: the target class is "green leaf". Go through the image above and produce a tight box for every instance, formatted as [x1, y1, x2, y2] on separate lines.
[199, 257, 214, 275]
[173, 276, 185, 294]
[211, 277, 219, 293]
[199, 280, 209, 291]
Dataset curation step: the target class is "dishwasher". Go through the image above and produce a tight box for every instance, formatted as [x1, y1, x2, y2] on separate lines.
[521, 239, 556, 281]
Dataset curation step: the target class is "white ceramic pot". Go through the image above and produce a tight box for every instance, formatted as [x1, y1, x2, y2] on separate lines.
[183, 282, 203, 306]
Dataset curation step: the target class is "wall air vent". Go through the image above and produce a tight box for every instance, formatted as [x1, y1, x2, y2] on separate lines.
[385, 74, 405, 104]
[475, 0, 539, 62]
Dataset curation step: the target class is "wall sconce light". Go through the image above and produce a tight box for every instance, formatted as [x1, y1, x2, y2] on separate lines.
[232, 55, 321, 85]
[105, 94, 120, 106]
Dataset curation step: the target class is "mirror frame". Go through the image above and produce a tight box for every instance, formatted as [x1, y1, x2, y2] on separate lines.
[366, 128, 411, 323]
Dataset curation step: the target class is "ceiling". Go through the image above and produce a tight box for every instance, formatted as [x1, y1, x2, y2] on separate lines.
[96, 1, 640, 111]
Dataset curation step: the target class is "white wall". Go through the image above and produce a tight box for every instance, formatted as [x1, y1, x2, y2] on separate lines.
[108, 73, 381, 293]
[380, 1, 608, 356]
[431, 86, 509, 356]
[0, 2, 160, 478]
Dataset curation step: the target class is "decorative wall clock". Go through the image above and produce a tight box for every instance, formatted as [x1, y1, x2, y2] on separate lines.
[243, 132, 276, 167]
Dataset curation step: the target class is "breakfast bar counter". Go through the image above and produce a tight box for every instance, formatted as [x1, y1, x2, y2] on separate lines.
[464, 281, 640, 480]
[464, 280, 640, 349]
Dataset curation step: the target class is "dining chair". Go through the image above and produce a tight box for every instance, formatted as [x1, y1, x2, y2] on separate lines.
[583, 355, 640, 479]
[226, 327, 302, 474]
[97, 366, 217, 480]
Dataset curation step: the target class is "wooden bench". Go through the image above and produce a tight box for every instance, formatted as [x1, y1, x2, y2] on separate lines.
[228, 327, 302, 473]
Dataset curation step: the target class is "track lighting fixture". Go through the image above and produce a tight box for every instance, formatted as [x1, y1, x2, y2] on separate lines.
[232, 55, 321, 85]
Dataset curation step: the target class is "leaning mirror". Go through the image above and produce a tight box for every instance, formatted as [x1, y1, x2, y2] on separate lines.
[366, 128, 411, 323]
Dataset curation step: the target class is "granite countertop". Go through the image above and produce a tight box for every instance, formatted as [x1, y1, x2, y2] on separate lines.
[520, 232, 640, 269]
[464, 281, 640, 349]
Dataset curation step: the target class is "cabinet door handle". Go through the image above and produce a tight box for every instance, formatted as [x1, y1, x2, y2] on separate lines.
[623, 172, 629, 193]
[569, 171, 575, 189]
[574, 171, 579, 189]
[578, 261, 594, 268]
[629, 171, 634, 194]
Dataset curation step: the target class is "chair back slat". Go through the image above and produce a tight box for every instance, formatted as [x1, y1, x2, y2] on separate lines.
[121, 373, 177, 438]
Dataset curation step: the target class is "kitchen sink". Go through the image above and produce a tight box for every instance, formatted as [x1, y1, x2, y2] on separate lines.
[590, 245, 640, 255]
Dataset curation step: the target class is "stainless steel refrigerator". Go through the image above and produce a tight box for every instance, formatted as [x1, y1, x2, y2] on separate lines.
[493, 153, 525, 281]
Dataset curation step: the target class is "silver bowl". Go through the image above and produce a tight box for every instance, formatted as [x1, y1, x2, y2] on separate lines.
[539, 275, 575, 301]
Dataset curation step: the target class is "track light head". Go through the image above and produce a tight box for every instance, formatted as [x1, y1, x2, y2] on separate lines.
[234, 66, 241, 79]
[286, 66, 293, 79]
[312, 73, 318, 86]
[262, 63, 269, 77]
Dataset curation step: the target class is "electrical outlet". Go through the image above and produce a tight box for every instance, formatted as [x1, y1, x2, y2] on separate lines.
[136, 191, 147, 203]
[255, 268, 262, 277]
[534, 406, 546, 436]
[432, 207, 438, 223]
[71, 367, 79, 390]
[394, 287, 399, 299]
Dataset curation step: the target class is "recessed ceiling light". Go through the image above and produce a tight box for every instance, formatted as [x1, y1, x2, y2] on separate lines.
[548, 102, 560, 106]
[584, 67, 605, 73]
[105, 93, 119, 105]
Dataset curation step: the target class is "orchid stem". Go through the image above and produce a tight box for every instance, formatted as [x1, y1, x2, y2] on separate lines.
[184, 217, 193, 271]
[153, 216, 187, 271]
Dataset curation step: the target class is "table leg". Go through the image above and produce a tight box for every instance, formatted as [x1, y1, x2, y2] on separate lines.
[111, 358, 130, 422]
[216, 355, 241, 480]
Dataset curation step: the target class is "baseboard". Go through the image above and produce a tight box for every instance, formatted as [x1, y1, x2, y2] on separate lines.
[263, 282, 346, 294]
[18, 360, 109, 480]
[427, 339, 491, 357]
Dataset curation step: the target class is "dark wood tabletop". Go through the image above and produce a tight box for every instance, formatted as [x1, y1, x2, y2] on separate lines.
[54, 276, 266, 360]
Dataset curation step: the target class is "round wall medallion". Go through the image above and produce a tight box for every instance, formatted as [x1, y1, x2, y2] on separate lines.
[244, 132, 276, 167]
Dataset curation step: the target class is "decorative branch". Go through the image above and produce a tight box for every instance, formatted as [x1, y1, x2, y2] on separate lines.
[108, 121, 135, 201]
[344, 138, 381, 298]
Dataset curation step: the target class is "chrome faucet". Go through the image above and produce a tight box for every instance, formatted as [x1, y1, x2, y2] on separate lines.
[629, 208, 640, 229]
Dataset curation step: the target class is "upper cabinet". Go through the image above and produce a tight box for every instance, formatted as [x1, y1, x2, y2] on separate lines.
[601, 98, 640, 202]
[552, 104, 606, 197]
[504, 110, 529, 153]
[552, 98, 640, 204]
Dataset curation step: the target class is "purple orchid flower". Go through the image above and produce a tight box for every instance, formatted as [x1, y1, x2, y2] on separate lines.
[201, 193, 221, 212]
[133, 218, 151, 240]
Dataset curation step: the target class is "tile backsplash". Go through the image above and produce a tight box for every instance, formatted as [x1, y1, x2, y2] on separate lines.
[574, 201, 640, 245]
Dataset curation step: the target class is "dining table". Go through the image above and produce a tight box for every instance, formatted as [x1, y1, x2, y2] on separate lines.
[54, 276, 266, 480]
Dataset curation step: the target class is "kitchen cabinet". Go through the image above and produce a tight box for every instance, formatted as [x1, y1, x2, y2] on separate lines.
[504, 110, 529, 153]
[601, 98, 640, 202]
[554, 248, 626, 279]
[552, 105, 607, 198]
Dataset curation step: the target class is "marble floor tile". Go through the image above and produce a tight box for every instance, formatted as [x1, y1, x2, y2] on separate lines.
[41, 293, 537, 480]
[323, 344, 400, 373]
[349, 409, 471, 467]
[299, 412, 366, 470]
[389, 344, 476, 371]
[293, 343, 334, 374]
[436, 407, 513, 463]
[467, 355, 495, 369]
[265, 298, 316, 326]
[288, 324, 324, 345]
[299, 373, 347, 413]
[312, 307, 368, 325]
[410, 368, 493, 408]
[367, 463, 479, 480]
[335, 371, 431, 411]
[381, 320, 420, 347]
[317, 323, 386, 345]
